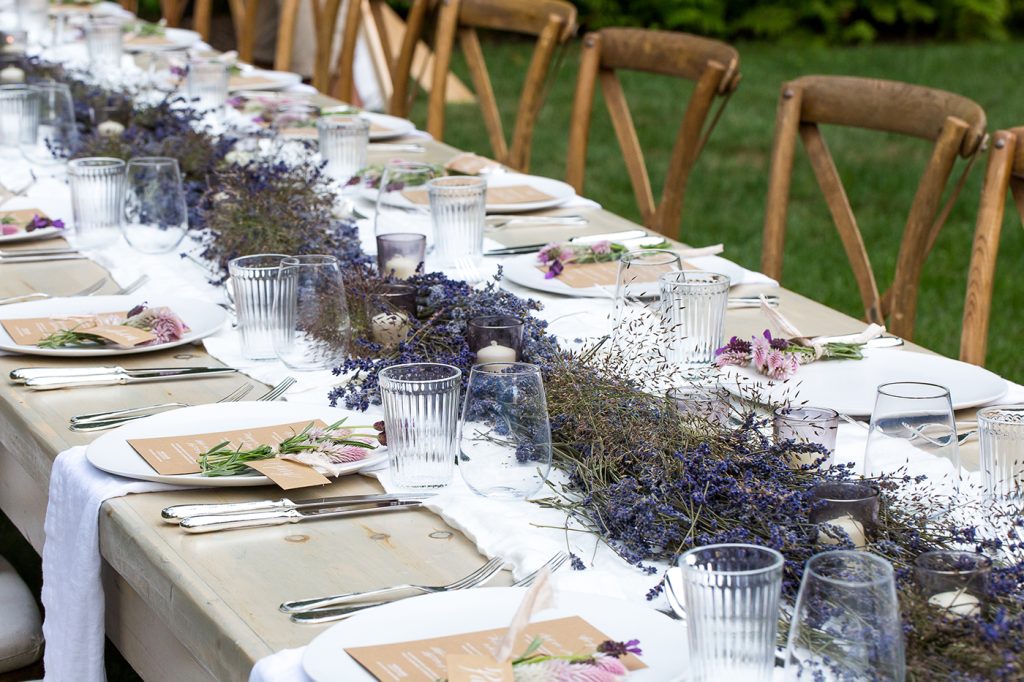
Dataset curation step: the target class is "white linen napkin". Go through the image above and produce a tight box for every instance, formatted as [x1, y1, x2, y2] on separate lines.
[249, 647, 312, 682]
[41, 447, 188, 682]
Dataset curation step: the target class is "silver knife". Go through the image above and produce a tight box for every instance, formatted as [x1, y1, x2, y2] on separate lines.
[0, 247, 78, 257]
[11, 366, 236, 384]
[368, 143, 425, 153]
[0, 253, 88, 264]
[484, 228, 648, 256]
[179, 499, 425, 533]
[21, 367, 238, 390]
[161, 492, 436, 523]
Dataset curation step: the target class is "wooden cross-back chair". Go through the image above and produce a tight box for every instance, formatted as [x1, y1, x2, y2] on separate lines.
[159, 0, 212, 39]
[565, 28, 740, 240]
[960, 128, 1024, 366]
[391, 0, 577, 172]
[321, 0, 403, 99]
[761, 76, 986, 342]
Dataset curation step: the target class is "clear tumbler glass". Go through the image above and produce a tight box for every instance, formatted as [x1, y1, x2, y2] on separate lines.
[658, 270, 731, 366]
[978, 404, 1024, 500]
[272, 255, 350, 371]
[21, 82, 77, 166]
[186, 58, 230, 111]
[85, 17, 123, 69]
[317, 115, 369, 183]
[677, 543, 784, 682]
[427, 176, 486, 267]
[0, 84, 34, 158]
[122, 157, 188, 254]
[379, 363, 461, 489]
[68, 157, 125, 249]
[228, 253, 291, 360]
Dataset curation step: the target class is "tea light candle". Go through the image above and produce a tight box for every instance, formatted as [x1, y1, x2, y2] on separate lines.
[371, 311, 409, 346]
[475, 340, 516, 364]
[817, 514, 867, 549]
[382, 255, 418, 280]
[928, 589, 981, 618]
[0, 66, 24, 84]
[98, 120, 125, 138]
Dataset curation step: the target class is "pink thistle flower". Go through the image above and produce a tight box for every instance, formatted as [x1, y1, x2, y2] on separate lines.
[751, 333, 771, 368]
[557, 247, 575, 262]
[149, 307, 189, 343]
[320, 443, 370, 463]
[762, 348, 798, 380]
[590, 240, 612, 255]
[1, 224, 18, 235]
[714, 337, 752, 368]
[537, 243, 562, 264]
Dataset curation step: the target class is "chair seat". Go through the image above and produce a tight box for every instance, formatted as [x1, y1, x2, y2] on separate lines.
[0, 555, 43, 673]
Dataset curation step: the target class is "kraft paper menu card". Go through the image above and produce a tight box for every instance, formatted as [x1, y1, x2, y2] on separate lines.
[281, 122, 389, 138]
[247, 458, 331, 489]
[345, 616, 646, 681]
[229, 75, 278, 89]
[127, 420, 328, 477]
[536, 259, 698, 289]
[1, 208, 50, 231]
[402, 185, 555, 206]
[0, 313, 154, 347]
[124, 35, 173, 46]
[445, 152, 503, 176]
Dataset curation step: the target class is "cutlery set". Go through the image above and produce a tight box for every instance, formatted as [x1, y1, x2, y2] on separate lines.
[11, 365, 238, 390]
[0, 273, 149, 305]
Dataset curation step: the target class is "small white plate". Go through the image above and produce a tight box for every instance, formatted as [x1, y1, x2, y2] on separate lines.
[360, 111, 417, 141]
[124, 27, 200, 52]
[0, 226, 64, 244]
[501, 253, 748, 298]
[721, 347, 1007, 417]
[0, 295, 226, 357]
[302, 587, 686, 682]
[86, 402, 386, 487]
[360, 172, 576, 213]
[228, 69, 303, 92]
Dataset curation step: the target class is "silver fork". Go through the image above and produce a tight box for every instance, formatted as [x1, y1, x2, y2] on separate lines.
[0, 276, 108, 306]
[110, 274, 150, 296]
[282, 556, 504, 616]
[69, 384, 255, 431]
[512, 552, 570, 588]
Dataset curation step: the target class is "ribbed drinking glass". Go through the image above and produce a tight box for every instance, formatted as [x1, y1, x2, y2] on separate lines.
[186, 59, 229, 111]
[379, 363, 461, 489]
[677, 543, 784, 682]
[428, 176, 486, 267]
[229, 254, 291, 360]
[317, 115, 369, 183]
[20, 82, 76, 166]
[0, 84, 33, 158]
[272, 255, 350, 371]
[459, 363, 551, 499]
[658, 270, 731, 366]
[68, 157, 125, 249]
[122, 157, 188, 254]
[85, 17, 123, 69]
[978, 404, 1024, 500]
[785, 551, 905, 681]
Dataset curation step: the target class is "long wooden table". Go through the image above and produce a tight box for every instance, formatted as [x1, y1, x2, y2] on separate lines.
[0, 134, 959, 680]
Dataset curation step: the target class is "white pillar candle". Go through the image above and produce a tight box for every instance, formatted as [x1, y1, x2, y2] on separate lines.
[0, 66, 24, 84]
[817, 514, 867, 549]
[928, 589, 981, 618]
[382, 255, 418, 280]
[97, 120, 125, 138]
[475, 340, 516, 364]
[371, 311, 409, 346]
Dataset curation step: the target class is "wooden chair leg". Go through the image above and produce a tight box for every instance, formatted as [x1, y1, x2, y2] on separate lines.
[761, 84, 802, 281]
[194, 0, 213, 39]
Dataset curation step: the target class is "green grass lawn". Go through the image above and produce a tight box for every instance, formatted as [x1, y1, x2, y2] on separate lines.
[410, 38, 1024, 384]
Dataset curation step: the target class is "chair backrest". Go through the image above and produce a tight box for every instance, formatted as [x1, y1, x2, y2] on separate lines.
[321, 0, 393, 100]
[391, 0, 577, 172]
[564, 28, 740, 239]
[961, 127, 1024, 365]
[761, 75, 986, 342]
[159, 0, 211, 39]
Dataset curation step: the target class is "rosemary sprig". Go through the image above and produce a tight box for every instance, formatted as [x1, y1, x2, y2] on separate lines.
[198, 442, 275, 477]
[36, 325, 110, 349]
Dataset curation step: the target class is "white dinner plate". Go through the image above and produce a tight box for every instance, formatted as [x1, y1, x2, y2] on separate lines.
[0, 295, 226, 357]
[501, 252, 748, 298]
[86, 402, 387, 487]
[302, 587, 686, 682]
[360, 172, 575, 213]
[124, 27, 200, 52]
[721, 347, 1007, 417]
[228, 69, 303, 92]
[0, 226, 64, 244]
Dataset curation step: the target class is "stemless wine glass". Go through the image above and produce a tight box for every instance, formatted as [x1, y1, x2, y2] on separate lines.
[785, 551, 905, 681]
[20, 82, 76, 166]
[459, 362, 552, 499]
[374, 160, 440, 247]
[864, 382, 960, 492]
[610, 249, 681, 344]
[272, 255, 350, 370]
[0, 84, 33, 158]
[122, 157, 188, 254]
[677, 544, 784, 682]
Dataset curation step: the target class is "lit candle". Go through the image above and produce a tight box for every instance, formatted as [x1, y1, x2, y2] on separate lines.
[475, 340, 516, 364]
[928, 589, 981, 618]
[0, 66, 24, 84]
[382, 255, 418, 280]
[371, 311, 409, 346]
[98, 121, 125, 138]
[817, 514, 867, 549]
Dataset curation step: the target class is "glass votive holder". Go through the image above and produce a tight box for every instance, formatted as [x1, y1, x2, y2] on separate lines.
[376, 233, 425, 280]
[915, 550, 990, 619]
[667, 380, 728, 423]
[773, 406, 839, 469]
[427, 176, 486, 267]
[379, 363, 461, 489]
[0, 30, 29, 57]
[658, 270, 730, 366]
[228, 253, 291, 360]
[317, 115, 369, 183]
[85, 17, 123, 70]
[68, 157, 126, 249]
[0, 84, 33, 156]
[810, 482, 879, 550]
[978, 404, 1024, 500]
[467, 316, 523, 363]
[366, 283, 416, 348]
[186, 58, 230, 111]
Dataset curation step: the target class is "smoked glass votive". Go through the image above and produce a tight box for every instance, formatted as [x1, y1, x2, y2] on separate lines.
[810, 482, 879, 549]
[467, 316, 524, 363]
[773, 406, 839, 468]
[366, 283, 416, 348]
[667, 380, 728, 422]
[376, 233, 426, 280]
[915, 550, 990, 619]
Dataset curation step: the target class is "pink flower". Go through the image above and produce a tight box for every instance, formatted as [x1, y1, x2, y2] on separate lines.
[1, 224, 18, 235]
[557, 247, 575, 262]
[761, 348, 798, 380]
[149, 308, 188, 343]
[537, 242, 562, 264]
[751, 334, 771, 368]
[590, 240, 612, 255]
